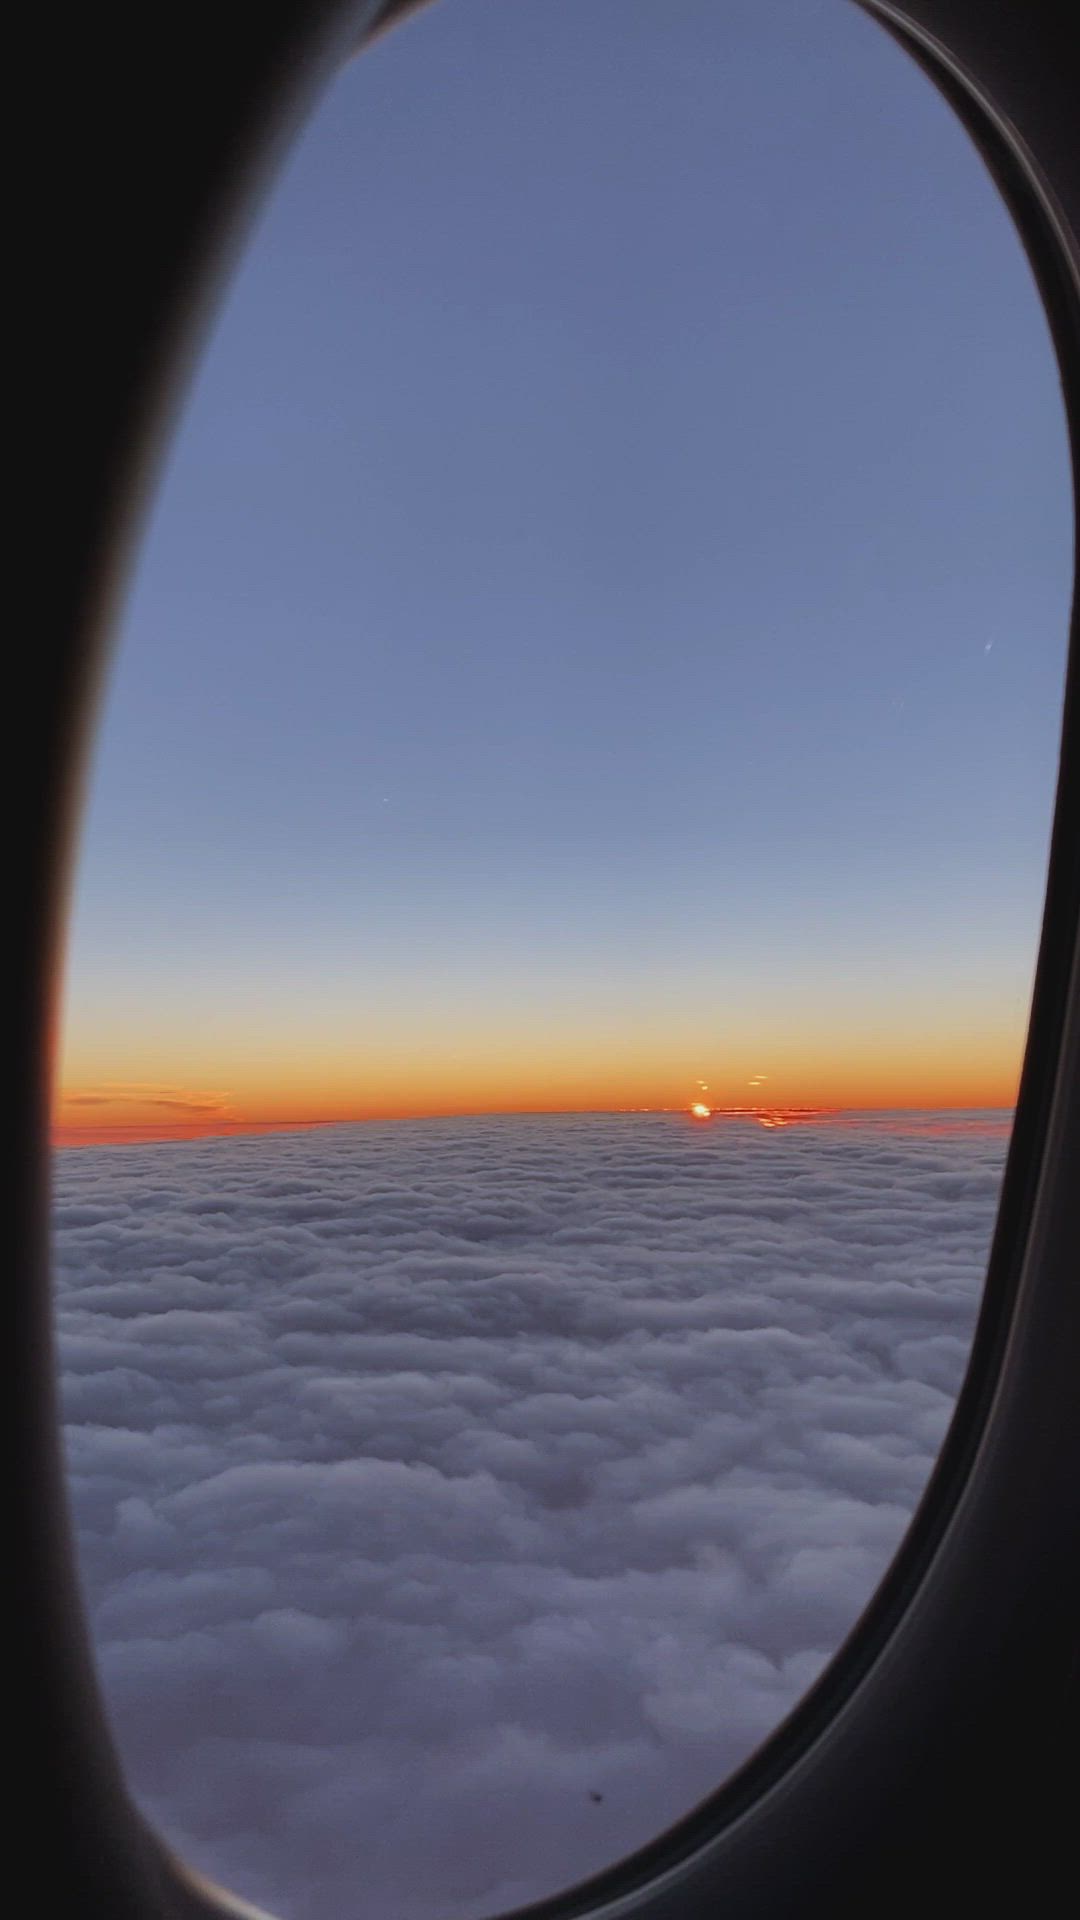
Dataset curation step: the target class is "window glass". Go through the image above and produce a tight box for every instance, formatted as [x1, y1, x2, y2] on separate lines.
[53, 3, 1072, 1918]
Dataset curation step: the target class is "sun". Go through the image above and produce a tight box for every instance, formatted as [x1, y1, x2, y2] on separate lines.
[690, 1102, 711, 1120]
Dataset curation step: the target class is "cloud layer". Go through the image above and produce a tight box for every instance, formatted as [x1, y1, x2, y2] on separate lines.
[52, 1113, 1006, 1920]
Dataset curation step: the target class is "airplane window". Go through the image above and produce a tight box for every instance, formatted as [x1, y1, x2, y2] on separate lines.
[50, 3, 1073, 1919]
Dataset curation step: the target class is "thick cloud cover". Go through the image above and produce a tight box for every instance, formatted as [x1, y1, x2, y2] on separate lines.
[52, 1113, 1007, 1920]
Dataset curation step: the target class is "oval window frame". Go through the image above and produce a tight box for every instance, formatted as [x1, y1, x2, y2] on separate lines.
[16, 3, 1080, 1916]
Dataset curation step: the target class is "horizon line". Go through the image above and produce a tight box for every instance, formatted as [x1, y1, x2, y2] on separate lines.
[52, 1101, 1019, 1150]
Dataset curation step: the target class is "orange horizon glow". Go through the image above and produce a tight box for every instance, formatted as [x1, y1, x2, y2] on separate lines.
[56, 900, 1035, 1149]
[52, 1069, 1022, 1148]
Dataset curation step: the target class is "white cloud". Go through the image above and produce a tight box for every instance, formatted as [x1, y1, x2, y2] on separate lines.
[52, 1113, 1004, 1920]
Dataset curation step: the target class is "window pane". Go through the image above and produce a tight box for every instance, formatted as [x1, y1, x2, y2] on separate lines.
[53, 3, 1072, 1918]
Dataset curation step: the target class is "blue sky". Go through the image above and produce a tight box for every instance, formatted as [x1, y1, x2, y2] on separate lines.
[58, 0, 1073, 1131]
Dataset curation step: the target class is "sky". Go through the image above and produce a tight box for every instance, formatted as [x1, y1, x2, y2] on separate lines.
[55, 1110, 1004, 1918]
[55, 0, 1074, 1143]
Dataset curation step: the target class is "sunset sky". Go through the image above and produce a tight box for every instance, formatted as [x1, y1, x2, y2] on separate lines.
[55, 0, 1073, 1145]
